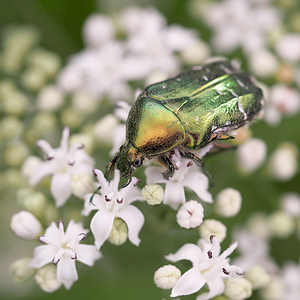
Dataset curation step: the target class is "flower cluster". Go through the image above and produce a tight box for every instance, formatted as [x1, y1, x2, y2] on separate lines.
[3, 2, 300, 300]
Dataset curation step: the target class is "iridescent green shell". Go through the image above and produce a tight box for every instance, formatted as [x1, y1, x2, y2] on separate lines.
[130, 60, 263, 150]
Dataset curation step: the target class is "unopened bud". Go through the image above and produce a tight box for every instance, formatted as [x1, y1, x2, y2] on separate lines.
[176, 200, 204, 228]
[142, 184, 164, 205]
[215, 187, 242, 217]
[154, 265, 181, 289]
[199, 219, 227, 243]
[225, 277, 252, 300]
[108, 218, 128, 245]
[10, 257, 35, 283]
[245, 265, 271, 289]
[35, 265, 61, 293]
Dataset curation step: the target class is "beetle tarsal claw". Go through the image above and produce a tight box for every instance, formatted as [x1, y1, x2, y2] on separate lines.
[121, 176, 132, 188]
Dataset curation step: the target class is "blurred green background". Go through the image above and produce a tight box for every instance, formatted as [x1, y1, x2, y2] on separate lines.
[0, 0, 299, 300]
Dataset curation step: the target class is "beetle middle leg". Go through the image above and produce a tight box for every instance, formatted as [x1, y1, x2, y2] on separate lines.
[158, 155, 175, 180]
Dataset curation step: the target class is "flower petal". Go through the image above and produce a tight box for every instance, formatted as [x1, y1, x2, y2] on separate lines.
[30, 162, 54, 185]
[76, 244, 101, 266]
[171, 268, 206, 297]
[164, 182, 185, 209]
[183, 171, 212, 203]
[51, 173, 71, 207]
[117, 204, 144, 246]
[56, 257, 78, 289]
[30, 245, 56, 268]
[82, 193, 105, 216]
[196, 277, 225, 300]
[90, 210, 115, 249]
[145, 166, 166, 184]
[166, 243, 202, 266]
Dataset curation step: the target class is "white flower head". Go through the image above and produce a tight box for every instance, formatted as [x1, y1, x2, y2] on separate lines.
[176, 200, 204, 229]
[83, 169, 144, 249]
[145, 149, 212, 209]
[30, 127, 94, 207]
[166, 236, 244, 299]
[30, 220, 101, 290]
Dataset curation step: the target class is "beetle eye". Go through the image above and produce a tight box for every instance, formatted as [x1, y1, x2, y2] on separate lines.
[133, 159, 143, 168]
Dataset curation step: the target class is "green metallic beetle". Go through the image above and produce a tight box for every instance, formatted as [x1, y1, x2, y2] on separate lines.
[105, 59, 263, 185]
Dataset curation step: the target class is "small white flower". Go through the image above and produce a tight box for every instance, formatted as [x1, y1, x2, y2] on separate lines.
[142, 184, 164, 205]
[265, 85, 300, 125]
[199, 219, 227, 243]
[245, 265, 271, 289]
[176, 200, 204, 229]
[268, 143, 298, 181]
[30, 220, 101, 289]
[82, 14, 115, 47]
[11, 210, 42, 240]
[166, 236, 244, 299]
[275, 34, 300, 62]
[215, 188, 242, 218]
[224, 277, 252, 300]
[280, 261, 300, 300]
[30, 127, 94, 207]
[249, 49, 278, 78]
[154, 265, 181, 290]
[237, 138, 267, 173]
[35, 265, 62, 293]
[261, 276, 283, 300]
[145, 150, 212, 209]
[280, 192, 300, 217]
[83, 169, 144, 249]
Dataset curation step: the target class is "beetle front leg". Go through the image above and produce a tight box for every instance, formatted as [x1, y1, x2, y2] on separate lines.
[179, 151, 203, 168]
[158, 155, 175, 180]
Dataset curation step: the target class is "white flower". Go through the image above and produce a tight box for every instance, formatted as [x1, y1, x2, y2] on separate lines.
[30, 220, 101, 289]
[280, 192, 300, 217]
[82, 14, 115, 47]
[166, 236, 244, 299]
[280, 261, 300, 300]
[268, 143, 298, 181]
[145, 150, 212, 209]
[176, 200, 204, 229]
[224, 277, 252, 300]
[265, 85, 300, 125]
[83, 169, 144, 249]
[10, 210, 42, 240]
[30, 127, 94, 207]
[237, 138, 267, 173]
[215, 188, 242, 218]
[275, 34, 300, 62]
[154, 265, 181, 290]
[199, 219, 227, 243]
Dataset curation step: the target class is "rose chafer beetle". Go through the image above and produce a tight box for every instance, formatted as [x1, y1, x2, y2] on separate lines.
[105, 59, 263, 185]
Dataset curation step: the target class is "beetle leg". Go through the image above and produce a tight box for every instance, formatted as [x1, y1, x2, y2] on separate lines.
[89, 186, 101, 206]
[179, 151, 204, 168]
[158, 155, 175, 180]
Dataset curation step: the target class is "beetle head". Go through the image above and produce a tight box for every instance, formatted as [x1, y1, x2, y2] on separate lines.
[105, 142, 144, 187]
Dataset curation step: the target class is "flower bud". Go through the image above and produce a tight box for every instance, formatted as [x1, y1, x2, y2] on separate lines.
[0, 116, 22, 142]
[108, 218, 128, 245]
[10, 257, 35, 283]
[269, 143, 298, 181]
[237, 138, 267, 173]
[37, 85, 64, 111]
[1, 90, 28, 115]
[142, 184, 164, 205]
[199, 219, 227, 243]
[215, 187, 242, 217]
[245, 265, 271, 289]
[260, 276, 283, 300]
[268, 210, 295, 238]
[3, 141, 29, 167]
[61, 106, 83, 128]
[21, 156, 42, 180]
[70, 174, 95, 199]
[10, 210, 42, 239]
[246, 213, 271, 240]
[224, 277, 252, 300]
[70, 133, 94, 154]
[72, 90, 98, 114]
[154, 265, 181, 289]
[94, 114, 119, 144]
[180, 40, 210, 65]
[176, 200, 204, 228]
[21, 67, 47, 91]
[35, 265, 61, 293]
